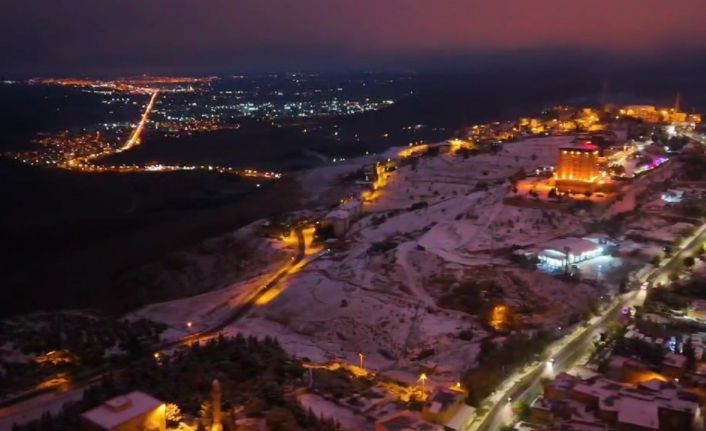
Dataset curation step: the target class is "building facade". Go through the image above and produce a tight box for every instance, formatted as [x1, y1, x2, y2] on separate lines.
[555, 143, 601, 193]
[81, 392, 166, 431]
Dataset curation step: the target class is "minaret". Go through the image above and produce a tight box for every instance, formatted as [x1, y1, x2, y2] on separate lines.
[211, 379, 223, 431]
[675, 92, 681, 112]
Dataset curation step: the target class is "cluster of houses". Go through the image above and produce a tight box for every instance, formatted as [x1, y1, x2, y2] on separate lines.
[530, 368, 699, 431]
[375, 387, 471, 431]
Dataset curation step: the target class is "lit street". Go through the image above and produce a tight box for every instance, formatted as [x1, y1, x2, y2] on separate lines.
[466, 215, 706, 431]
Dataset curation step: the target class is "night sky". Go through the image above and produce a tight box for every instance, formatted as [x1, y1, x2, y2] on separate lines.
[2, 0, 706, 74]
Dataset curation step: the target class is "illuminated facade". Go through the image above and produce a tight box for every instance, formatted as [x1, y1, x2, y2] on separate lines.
[620, 105, 701, 124]
[555, 143, 600, 193]
[621, 105, 661, 123]
[81, 391, 166, 431]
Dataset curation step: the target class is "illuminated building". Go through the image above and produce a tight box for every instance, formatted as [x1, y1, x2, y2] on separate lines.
[620, 104, 700, 124]
[621, 105, 661, 123]
[81, 391, 166, 431]
[537, 237, 604, 269]
[447, 138, 475, 152]
[555, 142, 600, 193]
[325, 198, 362, 237]
[575, 108, 603, 131]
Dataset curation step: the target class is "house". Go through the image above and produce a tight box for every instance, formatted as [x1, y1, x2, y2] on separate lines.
[662, 353, 688, 380]
[421, 388, 466, 426]
[687, 299, 706, 321]
[374, 410, 442, 431]
[81, 391, 165, 431]
[325, 198, 362, 237]
[533, 372, 699, 431]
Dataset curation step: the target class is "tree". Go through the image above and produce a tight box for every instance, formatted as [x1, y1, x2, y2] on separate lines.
[199, 400, 213, 422]
[684, 256, 696, 268]
[513, 401, 530, 420]
[165, 403, 182, 427]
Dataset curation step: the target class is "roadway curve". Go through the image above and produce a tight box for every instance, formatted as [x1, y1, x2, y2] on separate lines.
[0, 227, 318, 427]
[174, 227, 309, 345]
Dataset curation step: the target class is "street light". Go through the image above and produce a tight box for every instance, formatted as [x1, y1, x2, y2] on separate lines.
[186, 321, 193, 329]
[358, 352, 365, 370]
[418, 373, 428, 393]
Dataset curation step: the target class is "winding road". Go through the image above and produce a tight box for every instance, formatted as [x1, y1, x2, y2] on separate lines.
[0, 226, 322, 429]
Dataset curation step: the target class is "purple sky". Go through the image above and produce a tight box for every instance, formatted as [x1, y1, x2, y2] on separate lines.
[2, 0, 706, 74]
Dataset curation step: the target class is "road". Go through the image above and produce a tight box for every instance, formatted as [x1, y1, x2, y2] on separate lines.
[121, 90, 159, 152]
[174, 226, 316, 346]
[468, 218, 706, 431]
[0, 226, 321, 429]
[683, 131, 706, 145]
[473, 290, 644, 431]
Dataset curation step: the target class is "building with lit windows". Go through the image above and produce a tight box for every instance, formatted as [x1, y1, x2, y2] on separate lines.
[555, 142, 601, 193]
[620, 105, 701, 125]
[621, 105, 662, 123]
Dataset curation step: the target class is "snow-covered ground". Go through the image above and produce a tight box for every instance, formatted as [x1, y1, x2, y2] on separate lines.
[223, 138, 609, 381]
[128, 219, 295, 338]
[133, 133, 680, 402]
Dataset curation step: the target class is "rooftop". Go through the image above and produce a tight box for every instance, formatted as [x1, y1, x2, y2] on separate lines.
[561, 141, 599, 152]
[663, 352, 688, 369]
[542, 372, 699, 430]
[81, 391, 163, 430]
[617, 395, 659, 430]
[539, 237, 602, 256]
[376, 410, 442, 431]
[425, 388, 462, 413]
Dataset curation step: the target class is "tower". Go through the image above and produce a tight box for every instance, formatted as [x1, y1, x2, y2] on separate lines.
[211, 379, 223, 431]
[555, 142, 601, 194]
[675, 92, 681, 112]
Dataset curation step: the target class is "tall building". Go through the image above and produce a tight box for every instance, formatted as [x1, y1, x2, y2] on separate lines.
[555, 142, 600, 193]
